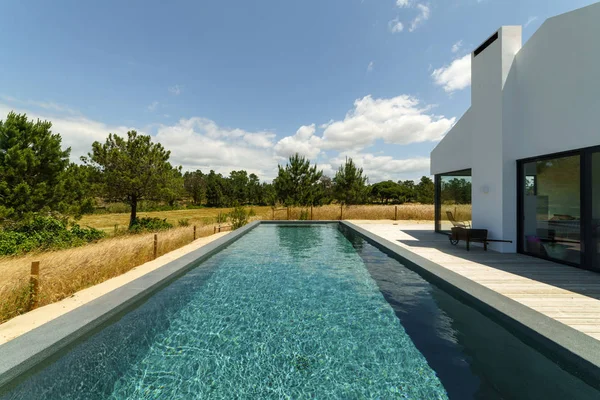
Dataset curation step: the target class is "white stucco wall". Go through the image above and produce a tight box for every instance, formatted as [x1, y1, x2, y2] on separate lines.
[430, 108, 473, 175]
[430, 2, 600, 253]
[506, 3, 600, 161]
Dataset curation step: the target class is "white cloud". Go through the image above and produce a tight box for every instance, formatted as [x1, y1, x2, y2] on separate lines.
[451, 40, 463, 53]
[431, 54, 471, 93]
[274, 124, 322, 160]
[0, 102, 136, 162]
[154, 118, 276, 176]
[524, 16, 538, 28]
[329, 153, 430, 182]
[319, 95, 455, 150]
[388, 2, 430, 34]
[409, 4, 430, 32]
[0, 93, 450, 182]
[168, 85, 182, 95]
[388, 17, 404, 33]
[147, 101, 159, 112]
[367, 61, 375, 72]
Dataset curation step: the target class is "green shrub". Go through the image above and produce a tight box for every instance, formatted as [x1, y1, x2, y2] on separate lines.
[178, 218, 190, 227]
[129, 217, 173, 233]
[248, 208, 256, 217]
[229, 207, 249, 229]
[299, 210, 310, 220]
[216, 213, 228, 224]
[104, 203, 131, 214]
[0, 215, 106, 256]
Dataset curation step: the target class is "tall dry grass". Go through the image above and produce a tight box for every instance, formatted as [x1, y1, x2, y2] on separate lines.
[80, 206, 273, 234]
[0, 224, 221, 323]
[276, 204, 471, 221]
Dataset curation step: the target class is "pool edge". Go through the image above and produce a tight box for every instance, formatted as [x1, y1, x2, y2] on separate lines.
[0, 221, 261, 390]
[340, 221, 600, 389]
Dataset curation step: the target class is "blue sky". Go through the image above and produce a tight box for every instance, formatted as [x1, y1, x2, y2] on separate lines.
[0, 0, 595, 182]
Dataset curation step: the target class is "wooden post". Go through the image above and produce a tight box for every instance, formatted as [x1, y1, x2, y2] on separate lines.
[340, 204, 343, 220]
[272, 208, 275, 220]
[287, 207, 290, 220]
[193, 225, 197, 240]
[310, 205, 313, 220]
[395, 205, 398, 221]
[29, 261, 40, 310]
[153, 234, 158, 259]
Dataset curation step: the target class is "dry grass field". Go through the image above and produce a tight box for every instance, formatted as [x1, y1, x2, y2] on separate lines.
[0, 204, 471, 324]
[79, 206, 274, 234]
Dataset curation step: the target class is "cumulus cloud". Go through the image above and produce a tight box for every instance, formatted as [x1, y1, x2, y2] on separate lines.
[367, 61, 375, 72]
[431, 54, 471, 93]
[154, 118, 276, 176]
[0, 93, 449, 182]
[0, 102, 136, 162]
[329, 153, 430, 182]
[319, 95, 454, 150]
[274, 124, 322, 159]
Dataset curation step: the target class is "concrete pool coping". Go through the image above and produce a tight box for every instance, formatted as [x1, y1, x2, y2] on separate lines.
[1, 220, 599, 391]
[340, 221, 600, 389]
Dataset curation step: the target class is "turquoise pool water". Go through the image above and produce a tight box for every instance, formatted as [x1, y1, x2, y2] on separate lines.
[2, 224, 599, 399]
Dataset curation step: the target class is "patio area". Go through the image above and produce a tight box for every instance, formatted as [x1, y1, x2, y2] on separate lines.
[353, 221, 600, 341]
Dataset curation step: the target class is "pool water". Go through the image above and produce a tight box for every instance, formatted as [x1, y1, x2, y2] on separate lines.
[1, 224, 599, 399]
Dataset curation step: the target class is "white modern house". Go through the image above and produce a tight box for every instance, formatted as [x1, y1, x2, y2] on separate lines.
[430, 2, 600, 271]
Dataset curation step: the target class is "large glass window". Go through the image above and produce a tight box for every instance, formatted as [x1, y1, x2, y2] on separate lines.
[592, 152, 600, 270]
[521, 155, 581, 265]
[435, 169, 472, 233]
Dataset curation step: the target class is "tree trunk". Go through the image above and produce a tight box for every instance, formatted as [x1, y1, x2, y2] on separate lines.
[129, 195, 138, 228]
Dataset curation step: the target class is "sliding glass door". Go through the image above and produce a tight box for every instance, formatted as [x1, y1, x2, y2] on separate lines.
[592, 152, 600, 270]
[518, 146, 600, 270]
[520, 155, 581, 265]
[435, 169, 472, 234]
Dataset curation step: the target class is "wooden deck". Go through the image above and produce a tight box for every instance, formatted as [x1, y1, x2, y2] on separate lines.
[354, 222, 600, 341]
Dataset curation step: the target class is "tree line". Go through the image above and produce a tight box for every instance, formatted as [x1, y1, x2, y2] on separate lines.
[0, 112, 435, 229]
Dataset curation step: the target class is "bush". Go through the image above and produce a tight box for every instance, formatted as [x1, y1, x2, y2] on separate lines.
[104, 203, 131, 214]
[299, 210, 310, 220]
[229, 207, 249, 229]
[178, 218, 190, 227]
[129, 217, 173, 233]
[0, 215, 106, 256]
[216, 213, 228, 224]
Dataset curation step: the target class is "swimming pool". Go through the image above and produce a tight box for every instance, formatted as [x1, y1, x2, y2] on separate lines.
[1, 224, 599, 399]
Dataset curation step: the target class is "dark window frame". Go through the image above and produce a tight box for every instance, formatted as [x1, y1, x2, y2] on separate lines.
[434, 168, 472, 235]
[517, 144, 600, 271]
